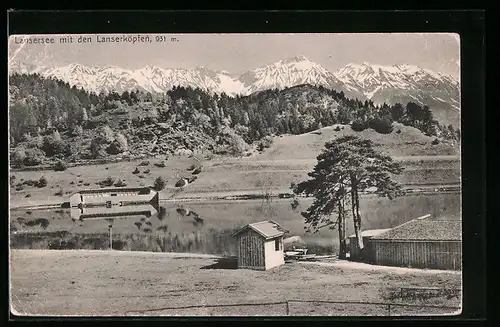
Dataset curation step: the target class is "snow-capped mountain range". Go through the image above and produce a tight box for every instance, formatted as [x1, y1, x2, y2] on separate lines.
[9, 55, 461, 125]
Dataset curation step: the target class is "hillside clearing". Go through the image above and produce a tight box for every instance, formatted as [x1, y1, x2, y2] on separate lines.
[10, 250, 461, 316]
[250, 124, 459, 161]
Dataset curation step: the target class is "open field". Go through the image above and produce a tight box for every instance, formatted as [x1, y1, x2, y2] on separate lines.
[10, 250, 462, 316]
[9, 155, 460, 207]
[248, 124, 460, 161]
[9, 123, 460, 206]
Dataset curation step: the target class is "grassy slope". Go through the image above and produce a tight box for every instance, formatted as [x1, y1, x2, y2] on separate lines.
[250, 123, 459, 161]
[10, 250, 461, 316]
[9, 123, 460, 206]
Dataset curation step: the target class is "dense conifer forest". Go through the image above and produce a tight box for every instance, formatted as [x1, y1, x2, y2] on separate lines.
[9, 73, 460, 167]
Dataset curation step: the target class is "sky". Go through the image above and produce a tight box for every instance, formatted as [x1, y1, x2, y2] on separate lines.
[9, 33, 460, 77]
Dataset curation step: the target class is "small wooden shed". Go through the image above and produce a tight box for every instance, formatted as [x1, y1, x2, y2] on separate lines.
[232, 220, 289, 270]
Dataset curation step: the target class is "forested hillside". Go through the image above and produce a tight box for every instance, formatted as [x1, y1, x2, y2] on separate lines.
[9, 73, 460, 167]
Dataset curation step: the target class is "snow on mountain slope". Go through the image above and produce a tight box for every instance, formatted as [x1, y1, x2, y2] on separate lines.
[238, 55, 364, 99]
[9, 55, 460, 125]
[333, 62, 460, 126]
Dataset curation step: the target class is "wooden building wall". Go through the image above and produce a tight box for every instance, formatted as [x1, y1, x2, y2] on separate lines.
[369, 240, 462, 270]
[348, 236, 375, 261]
[263, 237, 285, 270]
[236, 229, 265, 270]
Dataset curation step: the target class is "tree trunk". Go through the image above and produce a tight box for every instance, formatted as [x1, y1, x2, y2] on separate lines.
[351, 179, 364, 251]
[337, 199, 347, 259]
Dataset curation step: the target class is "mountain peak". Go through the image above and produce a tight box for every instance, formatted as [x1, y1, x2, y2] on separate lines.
[282, 55, 311, 63]
[142, 64, 157, 70]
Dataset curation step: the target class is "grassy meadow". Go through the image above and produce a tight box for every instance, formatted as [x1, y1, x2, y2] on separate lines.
[10, 250, 462, 316]
[9, 123, 460, 206]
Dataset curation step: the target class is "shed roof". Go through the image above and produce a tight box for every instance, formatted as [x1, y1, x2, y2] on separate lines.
[70, 187, 152, 196]
[348, 229, 392, 239]
[232, 220, 289, 239]
[372, 219, 462, 241]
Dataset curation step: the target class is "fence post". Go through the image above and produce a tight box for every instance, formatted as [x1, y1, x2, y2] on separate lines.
[285, 301, 290, 316]
[387, 304, 391, 316]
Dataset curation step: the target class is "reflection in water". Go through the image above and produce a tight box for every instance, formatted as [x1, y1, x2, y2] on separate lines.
[9, 193, 461, 254]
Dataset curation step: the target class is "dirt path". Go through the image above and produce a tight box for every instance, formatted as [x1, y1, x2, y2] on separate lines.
[297, 260, 462, 275]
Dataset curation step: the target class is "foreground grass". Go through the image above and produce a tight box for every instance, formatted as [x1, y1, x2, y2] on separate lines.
[10, 250, 461, 316]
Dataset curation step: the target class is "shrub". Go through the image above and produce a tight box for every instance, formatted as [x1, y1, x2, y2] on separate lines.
[157, 225, 168, 232]
[257, 136, 274, 151]
[154, 162, 166, 168]
[143, 169, 150, 174]
[112, 240, 127, 250]
[143, 228, 152, 233]
[71, 125, 84, 136]
[53, 160, 68, 171]
[369, 117, 394, 134]
[27, 136, 43, 149]
[107, 133, 128, 155]
[38, 176, 48, 188]
[114, 179, 126, 187]
[101, 177, 115, 187]
[350, 120, 368, 132]
[55, 189, 64, 196]
[334, 126, 341, 132]
[83, 182, 90, 186]
[23, 148, 45, 166]
[38, 218, 50, 230]
[42, 136, 67, 157]
[11, 148, 27, 167]
[215, 126, 249, 156]
[153, 177, 166, 191]
[157, 206, 167, 222]
[25, 219, 39, 227]
[396, 129, 402, 134]
[25, 194, 31, 198]
[145, 221, 152, 227]
[114, 133, 128, 152]
[132, 167, 140, 174]
[139, 161, 150, 166]
[431, 138, 440, 145]
[89, 138, 108, 158]
[134, 222, 142, 230]
[23, 179, 38, 187]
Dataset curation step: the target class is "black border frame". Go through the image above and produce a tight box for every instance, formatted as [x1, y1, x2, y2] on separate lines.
[4, 10, 487, 325]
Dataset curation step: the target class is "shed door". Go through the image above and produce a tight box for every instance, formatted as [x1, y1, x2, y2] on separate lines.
[239, 234, 264, 268]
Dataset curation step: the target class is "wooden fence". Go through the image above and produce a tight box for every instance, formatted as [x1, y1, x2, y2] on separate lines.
[369, 240, 462, 270]
[125, 299, 461, 316]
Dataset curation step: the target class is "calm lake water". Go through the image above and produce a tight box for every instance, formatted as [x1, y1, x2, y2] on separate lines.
[11, 192, 461, 249]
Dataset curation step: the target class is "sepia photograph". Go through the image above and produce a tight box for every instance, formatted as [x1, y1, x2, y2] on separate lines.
[8, 32, 462, 317]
